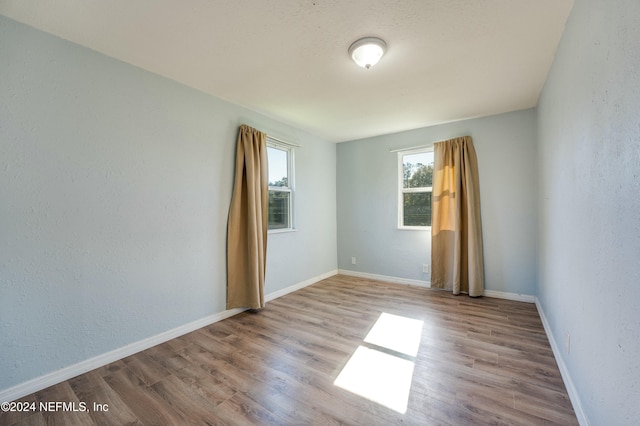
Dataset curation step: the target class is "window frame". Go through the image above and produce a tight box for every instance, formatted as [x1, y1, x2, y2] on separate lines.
[267, 141, 295, 233]
[397, 147, 434, 230]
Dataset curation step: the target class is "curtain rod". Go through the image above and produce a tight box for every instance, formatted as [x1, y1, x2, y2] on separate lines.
[267, 135, 302, 148]
[389, 144, 433, 153]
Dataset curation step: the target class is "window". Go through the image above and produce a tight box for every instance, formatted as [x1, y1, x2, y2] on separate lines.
[398, 148, 434, 229]
[267, 142, 294, 231]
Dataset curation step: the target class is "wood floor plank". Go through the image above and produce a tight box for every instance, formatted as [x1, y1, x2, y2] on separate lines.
[5, 274, 577, 425]
[120, 351, 171, 387]
[33, 381, 94, 426]
[212, 391, 290, 426]
[70, 373, 142, 426]
[149, 374, 227, 425]
[171, 362, 237, 406]
[1, 393, 40, 426]
[102, 365, 186, 425]
[6, 412, 46, 426]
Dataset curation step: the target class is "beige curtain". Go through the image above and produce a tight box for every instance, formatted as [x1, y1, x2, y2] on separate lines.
[226, 125, 268, 309]
[430, 136, 485, 297]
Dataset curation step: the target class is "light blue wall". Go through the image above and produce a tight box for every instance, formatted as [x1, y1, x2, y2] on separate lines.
[337, 109, 538, 296]
[536, 0, 640, 424]
[0, 16, 336, 391]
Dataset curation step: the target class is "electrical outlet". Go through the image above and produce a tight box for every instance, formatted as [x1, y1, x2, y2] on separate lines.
[422, 264, 430, 273]
[565, 332, 571, 354]
[351, 257, 357, 265]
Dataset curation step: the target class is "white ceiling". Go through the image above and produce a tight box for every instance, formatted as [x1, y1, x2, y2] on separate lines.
[0, 0, 574, 142]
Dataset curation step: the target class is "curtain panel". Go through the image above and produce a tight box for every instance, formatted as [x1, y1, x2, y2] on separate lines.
[226, 125, 268, 309]
[430, 136, 485, 297]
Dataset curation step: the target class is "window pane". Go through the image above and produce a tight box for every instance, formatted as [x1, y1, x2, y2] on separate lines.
[402, 152, 434, 189]
[403, 192, 432, 227]
[267, 146, 288, 187]
[268, 190, 290, 229]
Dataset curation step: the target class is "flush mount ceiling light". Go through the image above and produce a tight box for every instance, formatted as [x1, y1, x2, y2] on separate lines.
[348, 37, 387, 69]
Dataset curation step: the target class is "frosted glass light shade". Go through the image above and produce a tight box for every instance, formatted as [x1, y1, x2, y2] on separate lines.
[349, 37, 387, 69]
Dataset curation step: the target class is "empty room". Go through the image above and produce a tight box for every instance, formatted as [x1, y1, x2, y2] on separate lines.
[1, 1, 638, 425]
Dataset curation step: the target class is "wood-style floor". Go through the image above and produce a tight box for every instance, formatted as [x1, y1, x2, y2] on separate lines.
[3, 275, 577, 425]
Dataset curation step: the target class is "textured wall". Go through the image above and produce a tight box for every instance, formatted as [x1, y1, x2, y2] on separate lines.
[337, 109, 538, 296]
[0, 16, 336, 391]
[537, 0, 640, 423]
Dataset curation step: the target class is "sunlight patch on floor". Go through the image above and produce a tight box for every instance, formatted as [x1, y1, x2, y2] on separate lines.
[333, 312, 424, 414]
[364, 312, 424, 357]
[334, 345, 415, 413]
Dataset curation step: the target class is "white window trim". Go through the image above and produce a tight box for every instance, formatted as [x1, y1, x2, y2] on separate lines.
[267, 141, 295, 233]
[397, 147, 433, 230]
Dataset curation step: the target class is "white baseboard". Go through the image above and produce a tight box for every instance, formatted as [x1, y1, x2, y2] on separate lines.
[338, 269, 431, 288]
[483, 289, 535, 303]
[337, 269, 536, 305]
[535, 298, 588, 426]
[0, 270, 336, 403]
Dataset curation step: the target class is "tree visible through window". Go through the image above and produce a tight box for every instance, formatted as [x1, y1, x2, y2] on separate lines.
[267, 144, 293, 230]
[398, 149, 434, 228]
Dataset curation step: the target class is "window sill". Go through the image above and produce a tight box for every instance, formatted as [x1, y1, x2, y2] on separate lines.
[268, 228, 297, 235]
[398, 226, 432, 231]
